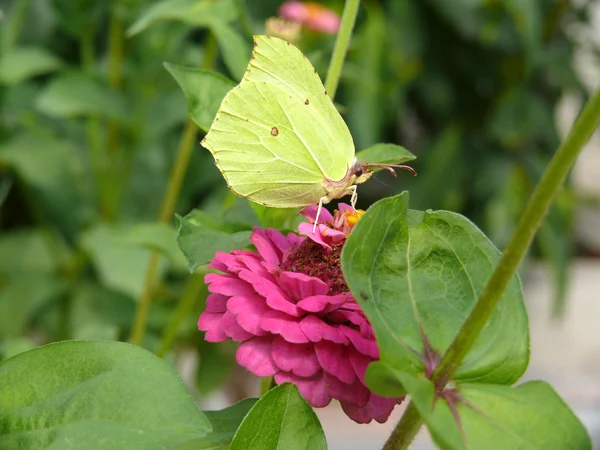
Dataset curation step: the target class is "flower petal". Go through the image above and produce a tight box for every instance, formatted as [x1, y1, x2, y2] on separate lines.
[221, 311, 253, 341]
[205, 274, 255, 296]
[260, 311, 308, 343]
[327, 310, 372, 336]
[227, 294, 270, 336]
[250, 227, 281, 270]
[275, 371, 332, 408]
[300, 315, 349, 344]
[348, 348, 372, 384]
[236, 336, 278, 377]
[198, 312, 228, 342]
[300, 205, 333, 224]
[278, 271, 329, 301]
[266, 228, 294, 255]
[341, 326, 379, 358]
[324, 372, 369, 408]
[239, 270, 301, 317]
[205, 293, 229, 313]
[315, 341, 355, 384]
[341, 394, 403, 424]
[271, 336, 320, 377]
[297, 293, 350, 313]
[298, 222, 332, 250]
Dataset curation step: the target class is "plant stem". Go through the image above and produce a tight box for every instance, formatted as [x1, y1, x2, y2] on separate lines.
[156, 273, 205, 357]
[80, 29, 109, 220]
[1, 0, 30, 50]
[106, 12, 124, 218]
[433, 86, 600, 388]
[129, 120, 198, 345]
[129, 34, 217, 346]
[388, 86, 600, 449]
[324, 0, 360, 100]
[382, 402, 423, 450]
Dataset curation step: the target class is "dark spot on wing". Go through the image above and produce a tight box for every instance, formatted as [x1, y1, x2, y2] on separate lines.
[271, 127, 279, 136]
[305, 99, 309, 105]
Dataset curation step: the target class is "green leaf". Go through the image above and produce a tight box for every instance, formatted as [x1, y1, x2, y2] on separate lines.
[127, 0, 239, 36]
[164, 64, 235, 131]
[35, 72, 128, 121]
[177, 210, 252, 271]
[230, 383, 326, 450]
[123, 222, 188, 269]
[341, 193, 529, 392]
[0, 275, 67, 338]
[0, 47, 62, 85]
[0, 340, 212, 449]
[208, 22, 250, 80]
[395, 372, 591, 450]
[0, 132, 91, 240]
[196, 399, 257, 448]
[355, 143, 417, 167]
[0, 229, 61, 274]
[80, 224, 170, 299]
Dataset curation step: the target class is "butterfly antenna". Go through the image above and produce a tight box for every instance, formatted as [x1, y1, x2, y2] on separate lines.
[363, 163, 417, 177]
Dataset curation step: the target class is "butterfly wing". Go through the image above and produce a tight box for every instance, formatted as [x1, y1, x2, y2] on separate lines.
[202, 35, 355, 208]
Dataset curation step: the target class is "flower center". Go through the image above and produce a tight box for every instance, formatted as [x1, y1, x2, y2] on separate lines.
[279, 239, 348, 295]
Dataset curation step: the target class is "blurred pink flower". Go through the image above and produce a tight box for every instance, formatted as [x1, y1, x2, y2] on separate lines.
[278, 1, 341, 34]
[198, 204, 403, 424]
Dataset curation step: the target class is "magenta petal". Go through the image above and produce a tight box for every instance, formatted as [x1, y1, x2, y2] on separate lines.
[341, 394, 402, 424]
[298, 223, 332, 250]
[221, 311, 253, 341]
[324, 372, 369, 408]
[227, 294, 269, 336]
[239, 270, 301, 317]
[300, 315, 349, 344]
[297, 293, 349, 313]
[300, 205, 333, 224]
[260, 311, 308, 343]
[278, 271, 329, 301]
[337, 203, 354, 215]
[341, 326, 379, 358]
[328, 310, 372, 336]
[275, 371, 332, 408]
[236, 336, 278, 377]
[266, 228, 293, 255]
[198, 312, 228, 342]
[315, 341, 355, 384]
[271, 336, 320, 377]
[348, 348, 373, 384]
[250, 227, 281, 270]
[236, 254, 272, 278]
[206, 274, 255, 296]
[205, 293, 228, 313]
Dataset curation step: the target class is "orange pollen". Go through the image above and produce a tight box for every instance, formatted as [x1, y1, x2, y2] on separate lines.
[346, 209, 364, 229]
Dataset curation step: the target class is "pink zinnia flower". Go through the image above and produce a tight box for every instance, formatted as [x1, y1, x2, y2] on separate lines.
[278, 1, 341, 35]
[198, 203, 404, 423]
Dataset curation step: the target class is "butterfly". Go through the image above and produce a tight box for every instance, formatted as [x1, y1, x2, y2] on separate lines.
[201, 35, 415, 230]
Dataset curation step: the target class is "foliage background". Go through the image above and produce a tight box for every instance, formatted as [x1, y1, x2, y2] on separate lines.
[0, 0, 596, 401]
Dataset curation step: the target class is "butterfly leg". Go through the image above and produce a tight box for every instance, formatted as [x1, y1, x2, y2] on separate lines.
[313, 197, 325, 233]
[349, 185, 358, 210]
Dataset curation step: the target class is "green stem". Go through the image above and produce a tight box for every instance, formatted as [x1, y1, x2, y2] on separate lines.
[106, 12, 124, 192]
[80, 29, 110, 220]
[433, 86, 600, 388]
[1, 0, 30, 50]
[324, 0, 361, 100]
[129, 34, 218, 346]
[382, 402, 423, 450]
[129, 121, 198, 345]
[387, 86, 600, 448]
[156, 273, 205, 357]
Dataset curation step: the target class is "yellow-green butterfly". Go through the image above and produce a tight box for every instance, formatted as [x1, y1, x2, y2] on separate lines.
[202, 35, 415, 229]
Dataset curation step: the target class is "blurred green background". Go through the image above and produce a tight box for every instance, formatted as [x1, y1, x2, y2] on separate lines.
[0, 0, 597, 400]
